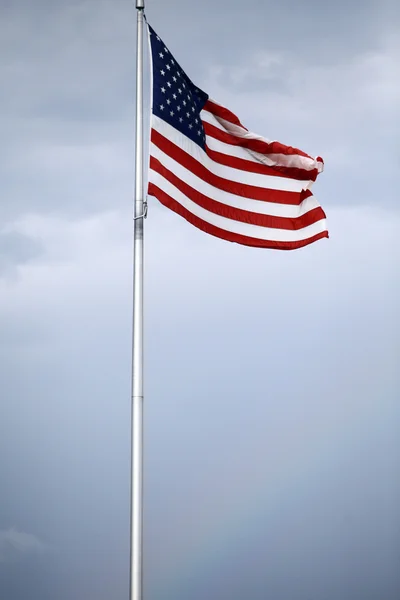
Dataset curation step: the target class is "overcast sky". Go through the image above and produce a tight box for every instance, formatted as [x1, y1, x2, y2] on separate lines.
[0, 0, 399, 599]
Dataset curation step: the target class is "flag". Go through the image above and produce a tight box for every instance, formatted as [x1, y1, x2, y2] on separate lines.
[147, 24, 328, 250]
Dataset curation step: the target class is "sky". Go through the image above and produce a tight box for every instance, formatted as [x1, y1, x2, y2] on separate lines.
[0, 0, 399, 599]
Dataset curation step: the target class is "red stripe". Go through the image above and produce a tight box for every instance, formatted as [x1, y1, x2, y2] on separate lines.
[150, 156, 326, 231]
[204, 99, 248, 130]
[204, 100, 318, 164]
[205, 143, 319, 182]
[151, 129, 309, 206]
[203, 121, 319, 182]
[148, 183, 328, 250]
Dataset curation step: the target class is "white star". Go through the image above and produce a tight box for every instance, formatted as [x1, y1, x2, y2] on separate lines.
[171, 59, 175, 64]
[172, 76, 177, 82]
[166, 99, 171, 105]
[179, 117, 183, 123]
[188, 123, 193, 129]
[167, 81, 172, 87]
[170, 110, 174, 116]
[164, 47, 169, 53]
[182, 83, 186, 88]
[161, 87, 166, 93]
[160, 69, 165, 76]
[173, 93, 177, 99]
[197, 130, 201, 135]
[177, 105, 181, 111]
[182, 100, 186, 106]
[177, 71, 181, 77]
[192, 107, 195, 112]
[187, 94, 191, 100]
[178, 88, 182, 94]
[159, 52, 164, 58]
[195, 118, 198, 124]
[166, 64, 171, 70]
[156, 35, 160, 41]
[186, 112, 190, 118]
[160, 104, 164, 110]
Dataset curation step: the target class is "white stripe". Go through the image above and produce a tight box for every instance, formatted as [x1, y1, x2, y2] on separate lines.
[153, 116, 309, 193]
[202, 103, 324, 174]
[205, 127, 281, 167]
[201, 102, 248, 134]
[204, 127, 316, 186]
[150, 142, 321, 219]
[149, 169, 328, 243]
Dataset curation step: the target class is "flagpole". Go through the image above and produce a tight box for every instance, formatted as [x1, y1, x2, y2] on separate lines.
[130, 2, 145, 600]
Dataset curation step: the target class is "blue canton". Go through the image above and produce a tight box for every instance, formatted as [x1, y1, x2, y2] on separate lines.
[148, 25, 209, 150]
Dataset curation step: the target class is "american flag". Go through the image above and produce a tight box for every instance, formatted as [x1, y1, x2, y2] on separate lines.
[147, 24, 328, 250]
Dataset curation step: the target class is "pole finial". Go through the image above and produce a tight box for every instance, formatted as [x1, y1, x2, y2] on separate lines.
[136, 0, 145, 9]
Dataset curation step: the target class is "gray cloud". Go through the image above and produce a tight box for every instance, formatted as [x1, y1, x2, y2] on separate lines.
[1, 0, 398, 226]
[1, 204, 398, 599]
[0, 231, 43, 276]
[0, 529, 46, 563]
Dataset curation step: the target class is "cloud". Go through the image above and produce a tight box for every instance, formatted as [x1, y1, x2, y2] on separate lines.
[0, 529, 46, 563]
[0, 200, 398, 599]
[203, 32, 399, 193]
[1, 1, 398, 228]
[0, 231, 43, 278]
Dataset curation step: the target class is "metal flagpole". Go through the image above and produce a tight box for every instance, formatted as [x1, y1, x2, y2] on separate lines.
[130, 1, 145, 600]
